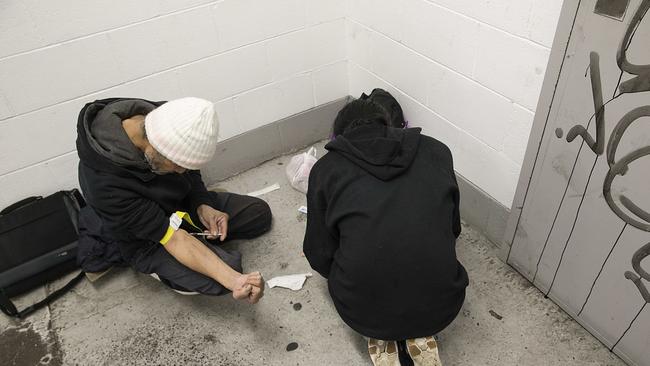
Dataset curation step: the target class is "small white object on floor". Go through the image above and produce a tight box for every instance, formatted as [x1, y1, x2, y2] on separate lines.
[247, 183, 280, 197]
[267, 273, 313, 291]
[298, 206, 308, 214]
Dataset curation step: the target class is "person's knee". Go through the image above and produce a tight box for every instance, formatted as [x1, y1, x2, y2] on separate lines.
[223, 196, 273, 240]
[250, 199, 273, 233]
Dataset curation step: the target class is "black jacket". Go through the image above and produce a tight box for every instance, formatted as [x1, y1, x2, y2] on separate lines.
[303, 124, 468, 340]
[76, 98, 212, 262]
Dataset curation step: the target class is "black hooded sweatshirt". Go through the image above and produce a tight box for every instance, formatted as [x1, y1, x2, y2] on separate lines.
[76, 98, 212, 262]
[303, 124, 468, 340]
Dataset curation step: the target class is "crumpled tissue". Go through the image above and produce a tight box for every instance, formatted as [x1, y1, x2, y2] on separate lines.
[267, 273, 313, 291]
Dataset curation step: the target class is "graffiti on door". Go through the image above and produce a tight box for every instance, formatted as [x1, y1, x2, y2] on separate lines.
[535, 0, 650, 350]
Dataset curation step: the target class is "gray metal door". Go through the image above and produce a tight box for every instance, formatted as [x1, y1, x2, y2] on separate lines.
[505, 0, 650, 365]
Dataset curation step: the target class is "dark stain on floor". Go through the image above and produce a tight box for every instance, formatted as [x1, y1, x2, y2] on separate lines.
[0, 322, 62, 366]
[203, 334, 217, 343]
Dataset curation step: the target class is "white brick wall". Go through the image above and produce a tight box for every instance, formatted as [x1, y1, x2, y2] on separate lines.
[0, 0, 562, 209]
[0, 0, 347, 208]
[347, 0, 562, 207]
[233, 73, 315, 132]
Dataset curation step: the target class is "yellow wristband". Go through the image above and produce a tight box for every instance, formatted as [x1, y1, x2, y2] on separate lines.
[160, 226, 175, 245]
[159, 211, 201, 245]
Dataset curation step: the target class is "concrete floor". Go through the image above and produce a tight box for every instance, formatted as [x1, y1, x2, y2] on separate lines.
[0, 143, 626, 366]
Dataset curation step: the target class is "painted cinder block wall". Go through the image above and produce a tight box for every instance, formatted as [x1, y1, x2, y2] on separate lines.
[0, 0, 347, 209]
[0, 0, 562, 210]
[347, 0, 563, 207]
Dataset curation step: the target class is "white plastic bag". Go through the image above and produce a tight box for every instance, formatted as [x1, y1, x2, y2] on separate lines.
[286, 147, 318, 194]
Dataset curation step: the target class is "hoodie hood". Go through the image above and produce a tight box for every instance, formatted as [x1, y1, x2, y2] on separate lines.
[76, 98, 164, 181]
[325, 125, 422, 181]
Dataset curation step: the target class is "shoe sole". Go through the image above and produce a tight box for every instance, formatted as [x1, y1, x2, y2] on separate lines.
[368, 339, 400, 366]
[407, 337, 442, 366]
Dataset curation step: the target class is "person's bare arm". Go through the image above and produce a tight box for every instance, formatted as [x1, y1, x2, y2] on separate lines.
[163, 229, 264, 303]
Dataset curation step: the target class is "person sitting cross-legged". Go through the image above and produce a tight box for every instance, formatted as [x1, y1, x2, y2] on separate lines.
[76, 97, 271, 302]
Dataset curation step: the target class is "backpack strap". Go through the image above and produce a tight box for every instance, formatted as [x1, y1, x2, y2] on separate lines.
[0, 290, 18, 316]
[0, 271, 85, 318]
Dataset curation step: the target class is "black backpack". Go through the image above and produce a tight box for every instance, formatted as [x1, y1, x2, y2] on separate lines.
[0, 190, 86, 318]
[360, 88, 407, 129]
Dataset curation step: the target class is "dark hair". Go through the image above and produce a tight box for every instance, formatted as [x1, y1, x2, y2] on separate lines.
[332, 99, 393, 137]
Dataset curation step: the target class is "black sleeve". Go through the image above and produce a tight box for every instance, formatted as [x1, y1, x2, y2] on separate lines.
[79, 164, 169, 243]
[427, 137, 461, 238]
[449, 155, 461, 239]
[185, 170, 212, 216]
[94, 192, 169, 243]
[452, 176, 461, 238]
[302, 167, 339, 278]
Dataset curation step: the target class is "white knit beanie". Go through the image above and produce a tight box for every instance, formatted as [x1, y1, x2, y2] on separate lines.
[144, 97, 219, 170]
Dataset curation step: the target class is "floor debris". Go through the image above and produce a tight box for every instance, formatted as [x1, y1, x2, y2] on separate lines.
[267, 273, 312, 291]
[489, 310, 503, 320]
[247, 183, 280, 197]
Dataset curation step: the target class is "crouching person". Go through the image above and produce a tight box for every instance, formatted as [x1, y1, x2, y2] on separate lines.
[303, 96, 468, 365]
[76, 97, 271, 302]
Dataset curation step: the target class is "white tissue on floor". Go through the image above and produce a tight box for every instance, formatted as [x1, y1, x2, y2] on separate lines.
[267, 273, 313, 291]
[247, 183, 280, 197]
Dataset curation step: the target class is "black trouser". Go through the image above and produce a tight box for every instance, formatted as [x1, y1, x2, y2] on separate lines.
[131, 192, 272, 295]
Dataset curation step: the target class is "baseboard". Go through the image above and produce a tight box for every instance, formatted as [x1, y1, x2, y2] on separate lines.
[456, 173, 511, 255]
[201, 97, 350, 184]
[202, 95, 510, 254]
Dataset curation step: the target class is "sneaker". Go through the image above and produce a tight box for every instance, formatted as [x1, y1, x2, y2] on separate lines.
[368, 339, 400, 366]
[149, 273, 200, 296]
[406, 336, 442, 366]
